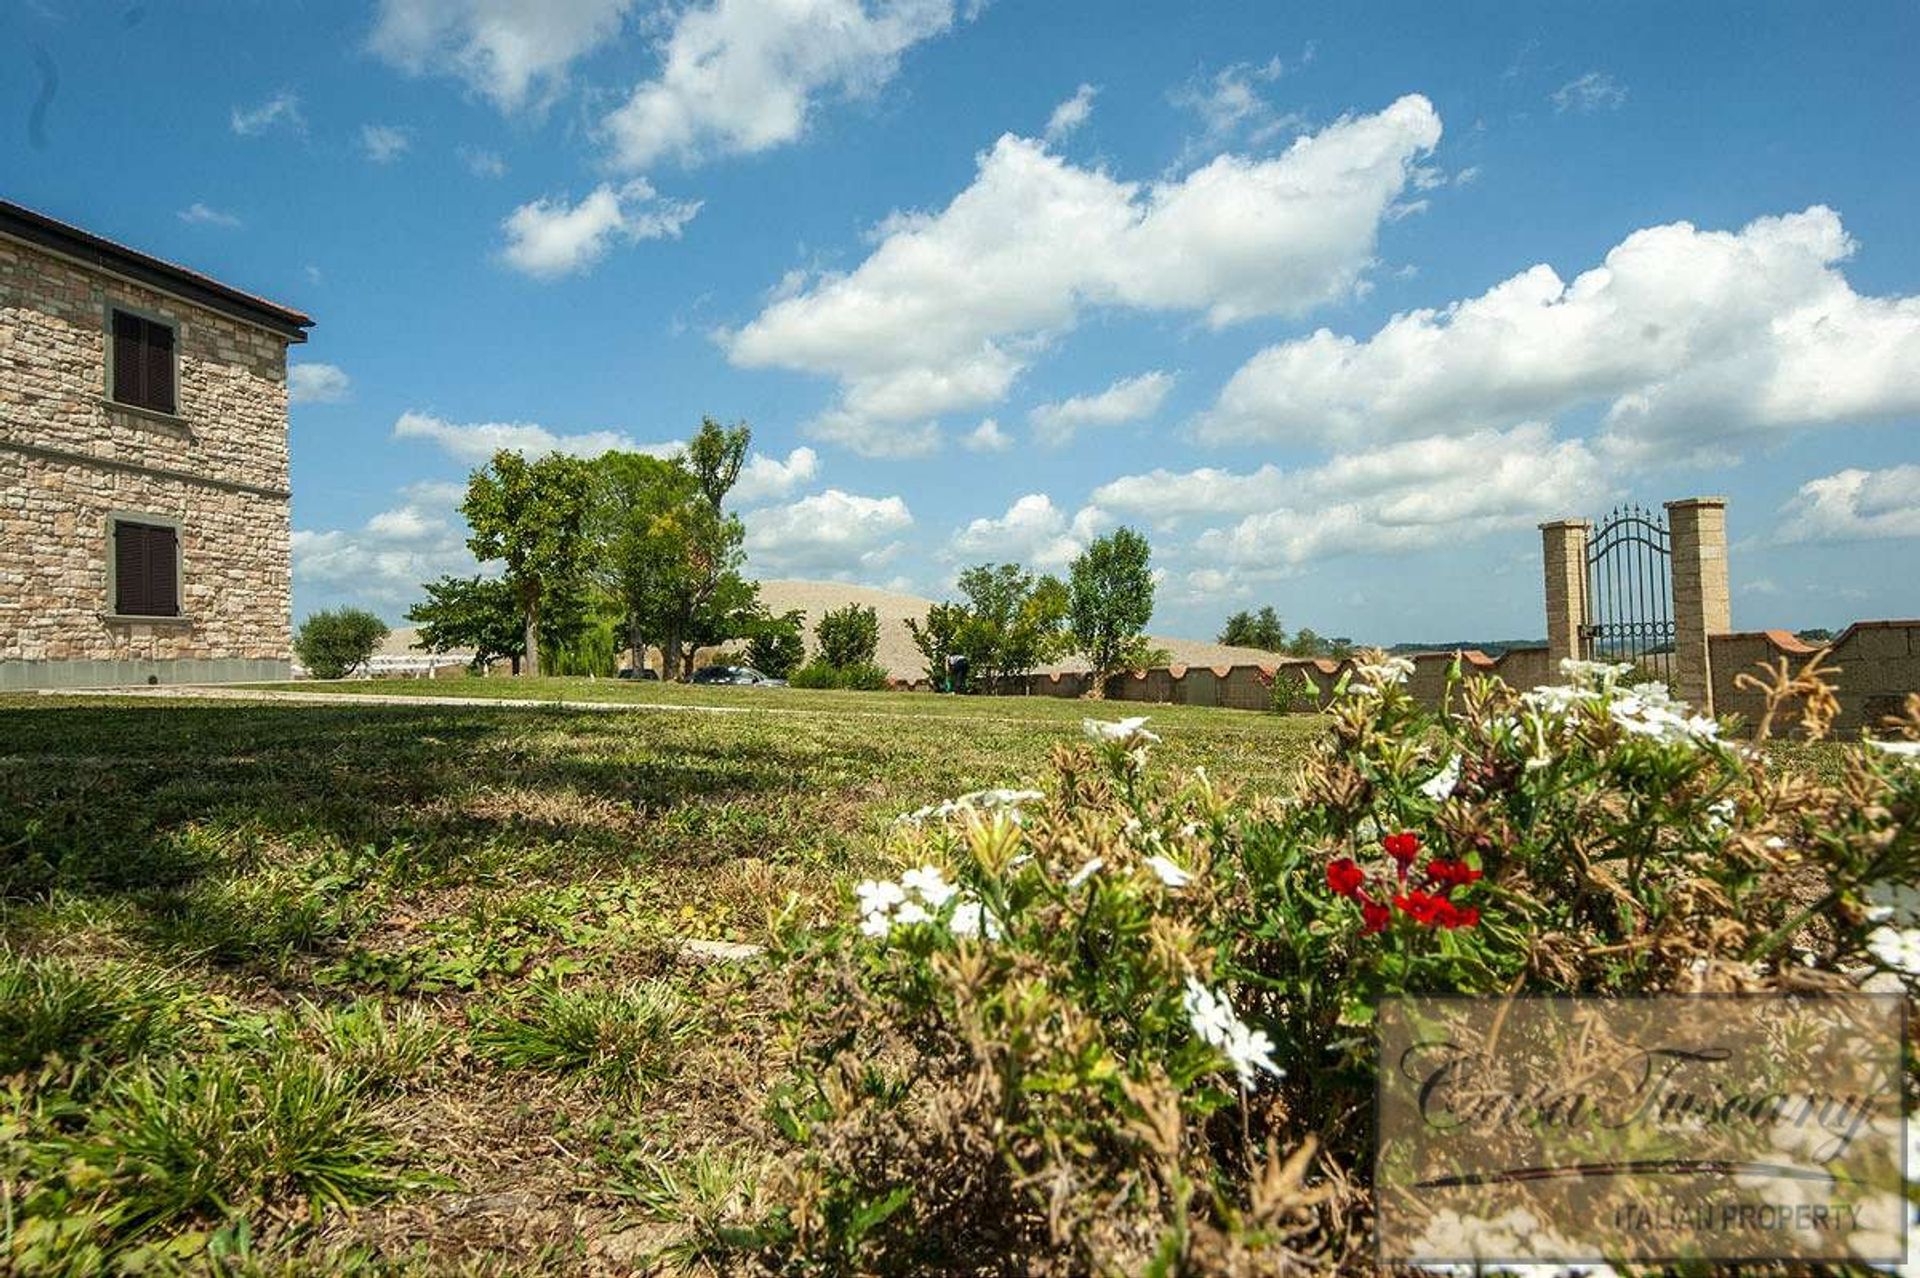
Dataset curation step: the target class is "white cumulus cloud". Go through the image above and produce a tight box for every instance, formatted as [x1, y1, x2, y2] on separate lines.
[727, 94, 1442, 455]
[1187, 425, 1608, 567]
[230, 90, 305, 137]
[950, 493, 1108, 571]
[361, 123, 414, 162]
[1028, 371, 1174, 446]
[292, 480, 477, 613]
[731, 446, 820, 506]
[1551, 71, 1627, 114]
[1778, 465, 1920, 543]
[744, 488, 914, 577]
[962, 418, 1012, 453]
[499, 179, 700, 279]
[1198, 206, 1920, 465]
[289, 363, 352, 405]
[177, 203, 242, 229]
[602, 0, 969, 170]
[392, 410, 678, 462]
[1044, 83, 1097, 143]
[369, 0, 636, 112]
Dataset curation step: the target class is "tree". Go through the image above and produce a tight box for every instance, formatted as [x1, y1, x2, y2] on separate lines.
[685, 417, 750, 512]
[461, 450, 595, 677]
[815, 603, 879, 669]
[952, 563, 1068, 690]
[592, 450, 699, 676]
[407, 576, 528, 673]
[906, 602, 969, 686]
[746, 609, 806, 679]
[294, 607, 388, 679]
[1068, 527, 1157, 698]
[1219, 606, 1287, 652]
[651, 419, 758, 680]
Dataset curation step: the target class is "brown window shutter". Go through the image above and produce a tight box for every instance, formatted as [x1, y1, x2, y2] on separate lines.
[112, 310, 144, 405]
[144, 321, 176, 414]
[148, 525, 179, 615]
[113, 521, 179, 616]
[115, 521, 148, 615]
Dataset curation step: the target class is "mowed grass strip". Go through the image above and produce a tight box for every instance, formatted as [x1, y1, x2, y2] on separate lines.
[0, 688, 1320, 1273]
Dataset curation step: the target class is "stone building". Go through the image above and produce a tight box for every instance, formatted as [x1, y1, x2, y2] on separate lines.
[0, 198, 312, 689]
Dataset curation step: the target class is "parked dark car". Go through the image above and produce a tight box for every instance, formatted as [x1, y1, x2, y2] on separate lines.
[688, 664, 785, 687]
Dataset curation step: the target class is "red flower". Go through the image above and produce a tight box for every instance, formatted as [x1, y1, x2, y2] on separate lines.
[1427, 859, 1483, 890]
[1393, 889, 1480, 930]
[1393, 889, 1439, 924]
[1327, 857, 1366, 899]
[1361, 897, 1392, 934]
[1383, 830, 1421, 879]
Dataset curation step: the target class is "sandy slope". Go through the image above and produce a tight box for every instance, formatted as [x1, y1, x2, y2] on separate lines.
[380, 578, 1285, 680]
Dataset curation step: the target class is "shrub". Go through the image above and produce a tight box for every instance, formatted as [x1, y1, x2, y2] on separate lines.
[292, 607, 389, 679]
[789, 660, 890, 691]
[1267, 666, 1318, 714]
[723, 657, 1920, 1273]
[815, 604, 880, 670]
[747, 610, 807, 679]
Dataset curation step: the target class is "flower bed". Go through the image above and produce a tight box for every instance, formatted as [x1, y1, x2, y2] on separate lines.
[725, 656, 1920, 1274]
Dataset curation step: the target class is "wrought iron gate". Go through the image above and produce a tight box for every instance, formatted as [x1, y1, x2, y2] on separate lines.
[1580, 503, 1675, 680]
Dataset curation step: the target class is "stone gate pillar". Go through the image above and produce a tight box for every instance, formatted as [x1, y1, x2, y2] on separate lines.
[1664, 497, 1730, 715]
[1539, 518, 1591, 671]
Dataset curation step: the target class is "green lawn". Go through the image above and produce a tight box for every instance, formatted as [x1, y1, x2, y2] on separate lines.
[0, 684, 1321, 1274]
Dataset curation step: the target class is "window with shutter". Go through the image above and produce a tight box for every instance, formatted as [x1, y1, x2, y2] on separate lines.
[113, 520, 180, 617]
[109, 309, 177, 414]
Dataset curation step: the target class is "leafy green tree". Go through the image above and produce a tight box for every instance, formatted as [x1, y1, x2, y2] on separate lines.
[1219, 606, 1288, 652]
[685, 417, 750, 511]
[815, 603, 880, 669]
[906, 602, 969, 686]
[592, 451, 699, 676]
[1068, 527, 1157, 698]
[745, 609, 806, 679]
[409, 576, 519, 671]
[461, 450, 595, 677]
[653, 419, 759, 680]
[952, 563, 1068, 689]
[1291, 627, 1324, 658]
[293, 607, 389, 679]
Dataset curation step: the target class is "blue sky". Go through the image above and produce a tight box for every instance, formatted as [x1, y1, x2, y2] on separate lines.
[6, 0, 1918, 643]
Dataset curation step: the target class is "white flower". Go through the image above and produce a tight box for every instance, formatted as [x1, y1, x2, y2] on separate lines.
[1145, 855, 1192, 888]
[855, 879, 906, 915]
[1182, 976, 1284, 1090]
[896, 787, 1047, 826]
[858, 912, 893, 939]
[893, 900, 933, 927]
[1558, 657, 1633, 686]
[1868, 926, 1920, 976]
[1866, 882, 1920, 926]
[1066, 856, 1105, 889]
[1419, 755, 1461, 802]
[1346, 655, 1417, 698]
[1084, 716, 1159, 745]
[948, 900, 983, 937]
[1705, 798, 1736, 833]
[902, 865, 958, 909]
[948, 899, 1003, 940]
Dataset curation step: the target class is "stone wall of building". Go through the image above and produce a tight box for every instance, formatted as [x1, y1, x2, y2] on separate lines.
[0, 233, 293, 686]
